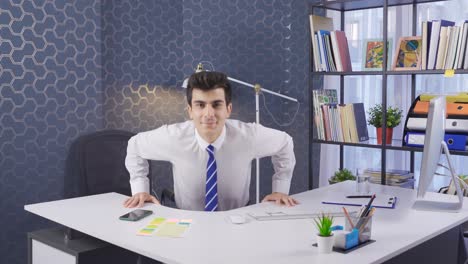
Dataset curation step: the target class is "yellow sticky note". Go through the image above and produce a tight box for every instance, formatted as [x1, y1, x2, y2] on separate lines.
[150, 218, 166, 225]
[444, 69, 455, 77]
[156, 224, 188, 237]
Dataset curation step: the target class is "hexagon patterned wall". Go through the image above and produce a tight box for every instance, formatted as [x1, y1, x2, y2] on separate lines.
[181, 0, 310, 200]
[102, 0, 311, 205]
[1, 0, 313, 263]
[0, 1, 103, 263]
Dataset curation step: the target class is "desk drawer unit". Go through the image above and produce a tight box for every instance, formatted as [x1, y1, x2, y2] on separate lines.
[28, 227, 138, 264]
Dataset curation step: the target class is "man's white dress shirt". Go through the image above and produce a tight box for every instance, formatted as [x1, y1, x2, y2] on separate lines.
[125, 119, 295, 211]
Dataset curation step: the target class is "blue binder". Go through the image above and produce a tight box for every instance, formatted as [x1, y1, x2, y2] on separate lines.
[405, 132, 467, 151]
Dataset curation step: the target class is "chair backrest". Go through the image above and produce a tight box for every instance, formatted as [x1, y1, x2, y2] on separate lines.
[64, 130, 143, 198]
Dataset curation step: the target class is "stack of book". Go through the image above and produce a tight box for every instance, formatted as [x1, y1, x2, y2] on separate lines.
[309, 15, 352, 72]
[421, 19, 468, 70]
[365, 168, 415, 189]
[403, 93, 468, 151]
[313, 89, 368, 142]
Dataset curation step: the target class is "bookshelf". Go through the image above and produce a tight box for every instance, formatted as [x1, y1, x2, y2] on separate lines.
[309, 0, 467, 189]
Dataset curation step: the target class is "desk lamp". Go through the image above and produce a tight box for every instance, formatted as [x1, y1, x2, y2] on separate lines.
[183, 63, 299, 203]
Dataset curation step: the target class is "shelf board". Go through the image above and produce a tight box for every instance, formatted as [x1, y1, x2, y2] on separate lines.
[313, 0, 448, 12]
[387, 69, 468, 75]
[312, 139, 468, 156]
[312, 138, 389, 149]
[311, 71, 383, 76]
[311, 69, 468, 76]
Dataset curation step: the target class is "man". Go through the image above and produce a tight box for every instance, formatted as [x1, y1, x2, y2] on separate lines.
[124, 71, 298, 210]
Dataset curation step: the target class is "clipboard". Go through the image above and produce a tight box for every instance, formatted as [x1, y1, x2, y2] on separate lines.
[322, 194, 397, 209]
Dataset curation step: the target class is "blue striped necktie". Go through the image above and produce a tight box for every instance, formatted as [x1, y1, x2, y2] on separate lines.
[205, 145, 218, 211]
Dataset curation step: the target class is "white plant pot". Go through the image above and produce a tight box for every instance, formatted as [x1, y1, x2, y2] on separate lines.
[316, 234, 334, 254]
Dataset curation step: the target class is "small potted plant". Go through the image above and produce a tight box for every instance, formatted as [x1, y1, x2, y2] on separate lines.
[367, 104, 403, 144]
[329, 168, 356, 185]
[314, 213, 334, 253]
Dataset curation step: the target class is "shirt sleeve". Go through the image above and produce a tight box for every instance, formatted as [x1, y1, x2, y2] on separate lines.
[125, 125, 174, 195]
[252, 124, 296, 194]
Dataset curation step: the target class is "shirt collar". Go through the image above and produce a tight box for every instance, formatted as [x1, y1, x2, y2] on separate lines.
[194, 125, 226, 151]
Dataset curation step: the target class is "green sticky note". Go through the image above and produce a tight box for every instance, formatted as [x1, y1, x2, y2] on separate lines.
[139, 228, 155, 234]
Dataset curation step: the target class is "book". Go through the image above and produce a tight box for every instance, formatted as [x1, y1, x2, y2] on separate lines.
[435, 26, 449, 69]
[322, 194, 397, 209]
[309, 15, 334, 72]
[365, 168, 410, 176]
[313, 89, 338, 140]
[330, 31, 343, 71]
[444, 26, 459, 70]
[353, 103, 369, 142]
[335, 31, 352, 72]
[421, 21, 432, 70]
[428, 19, 455, 70]
[457, 21, 468, 69]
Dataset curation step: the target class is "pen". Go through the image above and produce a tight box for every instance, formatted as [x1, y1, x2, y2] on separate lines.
[342, 207, 354, 229]
[355, 194, 376, 229]
[346, 195, 373, 199]
[358, 208, 376, 233]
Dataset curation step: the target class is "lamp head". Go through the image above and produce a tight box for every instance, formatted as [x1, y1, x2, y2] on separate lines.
[182, 63, 206, 89]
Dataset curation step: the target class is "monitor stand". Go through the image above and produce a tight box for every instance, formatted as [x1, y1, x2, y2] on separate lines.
[413, 141, 464, 213]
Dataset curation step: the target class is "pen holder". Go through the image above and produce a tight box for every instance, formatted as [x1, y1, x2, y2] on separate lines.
[345, 213, 372, 243]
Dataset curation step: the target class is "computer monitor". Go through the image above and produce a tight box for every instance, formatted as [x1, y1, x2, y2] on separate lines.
[412, 96, 463, 212]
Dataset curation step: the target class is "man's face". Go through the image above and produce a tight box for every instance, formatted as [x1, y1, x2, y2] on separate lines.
[188, 88, 232, 142]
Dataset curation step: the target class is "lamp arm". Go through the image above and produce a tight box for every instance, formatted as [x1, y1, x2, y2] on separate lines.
[227, 76, 298, 103]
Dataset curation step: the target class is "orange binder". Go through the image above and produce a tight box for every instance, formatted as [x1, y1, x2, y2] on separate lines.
[413, 101, 429, 114]
[447, 103, 468, 115]
[413, 101, 468, 115]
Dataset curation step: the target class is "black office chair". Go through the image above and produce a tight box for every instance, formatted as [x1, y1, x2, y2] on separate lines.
[61, 130, 159, 263]
[64, 129, 143, 198]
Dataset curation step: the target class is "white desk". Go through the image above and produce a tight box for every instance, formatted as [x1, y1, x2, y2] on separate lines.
[25, 181, 468, 264]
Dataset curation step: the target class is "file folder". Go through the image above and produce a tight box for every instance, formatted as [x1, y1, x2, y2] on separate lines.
[419, 93, 468, 103]
[413, 101, 468, 115]
[407, 117, 468, 133]
[405, 132, 468, 151]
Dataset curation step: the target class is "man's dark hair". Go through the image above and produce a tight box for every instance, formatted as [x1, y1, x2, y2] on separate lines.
[186, 71, 232, 106]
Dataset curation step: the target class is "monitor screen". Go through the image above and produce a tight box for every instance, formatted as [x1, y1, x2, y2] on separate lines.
[417, 96, 446, 198]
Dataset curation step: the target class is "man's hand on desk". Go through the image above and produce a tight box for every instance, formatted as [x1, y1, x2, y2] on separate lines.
[123, 192, 160, 208]
[261, 192, 299, 207]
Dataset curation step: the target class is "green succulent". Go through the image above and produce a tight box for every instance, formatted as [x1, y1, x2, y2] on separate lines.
[330, 168, 356, 182]
[313, 213, 334, 237]
[367, 104, 403, 128]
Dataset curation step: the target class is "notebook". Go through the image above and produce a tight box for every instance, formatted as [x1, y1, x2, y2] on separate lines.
[322, 194, 397, 209]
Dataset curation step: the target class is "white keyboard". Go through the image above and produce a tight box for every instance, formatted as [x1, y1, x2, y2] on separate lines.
[247, 211, 356, 221]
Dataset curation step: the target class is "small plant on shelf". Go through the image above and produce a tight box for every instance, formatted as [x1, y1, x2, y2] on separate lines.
[329, 168, 356, 184]
[367, 104, 403, 144]
[367, 104, 403, 128]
